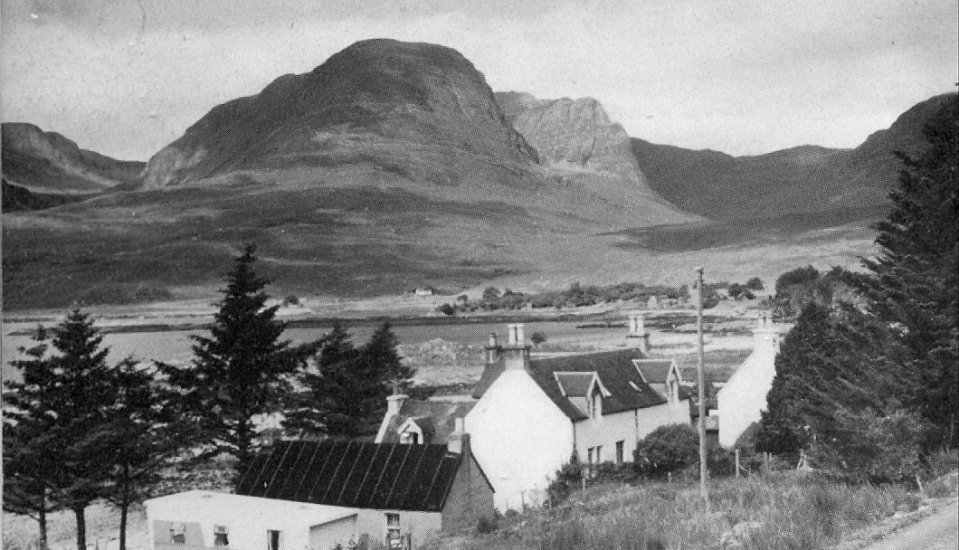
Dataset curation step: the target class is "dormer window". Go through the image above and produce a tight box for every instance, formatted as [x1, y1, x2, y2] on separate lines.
[590, 390, 602, 419]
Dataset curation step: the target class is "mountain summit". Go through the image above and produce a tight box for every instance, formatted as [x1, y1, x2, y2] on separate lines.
[140, 39, 537, 189]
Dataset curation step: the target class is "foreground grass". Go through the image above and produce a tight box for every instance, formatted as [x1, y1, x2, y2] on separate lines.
[429, 471, 957, 550]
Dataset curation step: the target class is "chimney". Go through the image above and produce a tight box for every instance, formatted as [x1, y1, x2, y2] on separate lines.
[386, 393, 407, 417]
[626, 311, 650, 354]
[484, 332, 502, 364]
[447, 417, 470, 455]
[503, 323, 531, 370]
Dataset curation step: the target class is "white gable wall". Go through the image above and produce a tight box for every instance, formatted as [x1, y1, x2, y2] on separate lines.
[717, 330, 780, 448]
[465, 369, 574, 511]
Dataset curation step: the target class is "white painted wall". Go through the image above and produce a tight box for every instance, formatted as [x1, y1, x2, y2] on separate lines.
[717, 329, 781, 448]
[353, 509, 442, 548]
[574, 408, 637, 464]
[145, 491, 356, 550]
[465, 369, 574, 511]
[636, 400, 692, 440]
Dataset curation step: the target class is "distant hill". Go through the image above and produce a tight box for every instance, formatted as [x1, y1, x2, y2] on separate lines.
[1, 179, 87, 212]
[3, 40, 695, 310]
[631, 93, 956, 222]
[1, 39, 952, 311]
[1, 122, 144, 193]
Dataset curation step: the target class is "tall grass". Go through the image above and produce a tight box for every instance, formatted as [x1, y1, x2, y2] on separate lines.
[434, 472, 932, 550]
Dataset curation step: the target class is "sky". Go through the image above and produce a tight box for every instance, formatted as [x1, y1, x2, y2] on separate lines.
[1, 0, 957, 161]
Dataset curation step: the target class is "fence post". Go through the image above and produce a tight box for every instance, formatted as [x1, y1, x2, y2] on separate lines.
[735, 448, 740, 478]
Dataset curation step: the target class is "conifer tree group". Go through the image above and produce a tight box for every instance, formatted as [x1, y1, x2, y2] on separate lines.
[4, 244, 416, 548]
[758, 95, 958, 478]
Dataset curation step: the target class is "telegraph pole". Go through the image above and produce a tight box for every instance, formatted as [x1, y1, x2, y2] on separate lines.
[695, 266, 708, 503]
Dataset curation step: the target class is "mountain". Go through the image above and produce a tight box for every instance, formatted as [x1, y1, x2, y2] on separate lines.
[631, 93, 957, 222]
[1, 122, 144, 193]
[495, 92, 686, 224]
[1, 179, 86, 212]
[3, 40, 695, 310]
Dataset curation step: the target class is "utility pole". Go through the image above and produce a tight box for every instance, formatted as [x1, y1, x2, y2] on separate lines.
[695, 266, 708, 503]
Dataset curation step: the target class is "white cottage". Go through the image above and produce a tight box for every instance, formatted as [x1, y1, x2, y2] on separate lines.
[716, 315, 783, 448]
[146, 434, 494, 550]
[465, 323, 690, 510]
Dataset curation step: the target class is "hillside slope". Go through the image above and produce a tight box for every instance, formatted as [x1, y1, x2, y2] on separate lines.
[631, 93, 956, 222]
[1, 122, 144, 193]
[3, 40, 695, 310]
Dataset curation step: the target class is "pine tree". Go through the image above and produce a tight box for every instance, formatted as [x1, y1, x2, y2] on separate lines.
[285, 321, 415, 438]
[756, 303, 911, 458]
[3, 312, 121, 550]
[861, 94, 959, 447]
[103, 359, 188, 550]
[50, 310, 120, 550]
[162, 244, 314, 477]
[2, 326, 62, 549]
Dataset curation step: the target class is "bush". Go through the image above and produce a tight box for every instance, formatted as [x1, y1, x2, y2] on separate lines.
[476, 514, 499, 534]
[530, 331, 547, 345]
[435, 303, 455, 316]
[745, 277, 764, 290]
[634, 424, 699, 478]
[282, 295, 300, 306]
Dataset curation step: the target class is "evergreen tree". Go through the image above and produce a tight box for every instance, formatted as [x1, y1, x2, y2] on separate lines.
[861, 95, 959, 447]
[285, 321, 414, 438]
[161, 244, 314, 477]
[3, 311, 120, 550]
[2, 326, 62, 548]
[50, 310, 120, 550]
[103, 359, 188, 550]
[756, 303, 911, 458]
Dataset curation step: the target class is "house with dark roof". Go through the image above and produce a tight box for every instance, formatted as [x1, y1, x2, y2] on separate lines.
[465, 323, 691, 510]
[374, 394, 476, 445]
[631, 358, 690, 406]
[145, 425, 493, 550]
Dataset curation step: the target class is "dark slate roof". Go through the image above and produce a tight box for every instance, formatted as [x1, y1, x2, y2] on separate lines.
[235, 440, 462, 512]
[380, 399, 476, 444]
[473, 349, 667, 421]
[632, 359, 677, 384]
[554, 372, 596, 397]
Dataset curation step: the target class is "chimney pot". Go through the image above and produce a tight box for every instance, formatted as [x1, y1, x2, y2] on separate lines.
[386, 394, 408, 417]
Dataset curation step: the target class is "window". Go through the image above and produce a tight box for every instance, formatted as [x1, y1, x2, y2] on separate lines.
[267, 530, 282, 550]
[590, 390, 602, 419]
[400, 431, 419, 444]
[616, 441, 624, 465]
[386, 513, 401, 548]
[169, 524, 186, 545]
[588, 446, 602, 464]
[669, 379, 679, 405]
[214, 526, 229, 547]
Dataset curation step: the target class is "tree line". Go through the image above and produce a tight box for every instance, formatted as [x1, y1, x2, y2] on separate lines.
[3, 245, 415, 550]
[755, 95, 958, 481]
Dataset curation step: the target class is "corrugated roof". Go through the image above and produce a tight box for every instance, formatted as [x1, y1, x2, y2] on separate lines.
[235, 440, 462, 512]
[473, 349, 667, 421]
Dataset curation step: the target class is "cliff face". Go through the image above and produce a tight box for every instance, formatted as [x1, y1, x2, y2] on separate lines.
[140, 39, 537, 189]
[1, 122, 143, 192]
[495, 91, 691, 223]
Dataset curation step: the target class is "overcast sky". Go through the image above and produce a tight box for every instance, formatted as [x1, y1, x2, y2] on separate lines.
[2, 0, 956, 161]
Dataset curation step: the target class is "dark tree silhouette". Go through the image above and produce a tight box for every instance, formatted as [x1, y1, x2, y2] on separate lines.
[162, 244, 315, 477]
